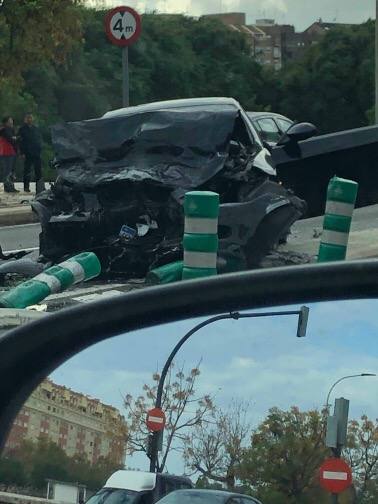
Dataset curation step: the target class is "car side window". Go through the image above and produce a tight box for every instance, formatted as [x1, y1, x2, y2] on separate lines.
[256, 118, 281, 143]
[227, 498, 241, 504]
[276, 117, 293, 133]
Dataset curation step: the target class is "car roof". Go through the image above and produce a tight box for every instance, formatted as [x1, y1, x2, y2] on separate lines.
[165, 489, 257, 499]
[103, 97, 242, 119]
[104, 470, 157, 492]
[247, 111, 292, 121]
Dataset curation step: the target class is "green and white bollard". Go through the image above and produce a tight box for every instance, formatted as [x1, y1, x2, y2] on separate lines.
[0, 252, 101, 309]
[182, 191, 219, 280]
[318, 176, 359, 262]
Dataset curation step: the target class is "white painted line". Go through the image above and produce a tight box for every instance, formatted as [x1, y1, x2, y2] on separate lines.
[323, 471, 348, 481]
[1, 223, 39, 229]
[4, 247, 39, 254]
[73, 290, 124, 303]
[148, 416, 164, 424]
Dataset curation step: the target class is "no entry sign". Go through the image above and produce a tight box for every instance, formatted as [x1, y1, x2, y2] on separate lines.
[146, 407, 166, 432]
[105, 6, 141, 47]
[319, 458, 352, 494]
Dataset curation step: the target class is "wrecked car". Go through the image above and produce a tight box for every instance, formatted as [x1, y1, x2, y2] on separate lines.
[31, 98, 307, 278]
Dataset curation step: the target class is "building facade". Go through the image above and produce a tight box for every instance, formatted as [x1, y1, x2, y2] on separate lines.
[205, 13, 352, 69]
[5, 379, 127, 466]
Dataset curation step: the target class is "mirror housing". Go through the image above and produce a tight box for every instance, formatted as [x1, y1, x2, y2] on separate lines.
[278, 122, 318, 145]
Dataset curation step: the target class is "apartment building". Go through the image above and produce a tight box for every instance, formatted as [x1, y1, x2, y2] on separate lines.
[5, 379, 127, 465]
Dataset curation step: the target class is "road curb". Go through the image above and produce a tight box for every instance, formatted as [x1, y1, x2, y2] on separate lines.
[0, 206, 38, 227]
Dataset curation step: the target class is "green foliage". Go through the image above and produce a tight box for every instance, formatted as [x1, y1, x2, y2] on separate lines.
[3, 438, 122, 491]
[277, 22, 375, 132]
[0, 0, 82, 83]
[0, 4, 376, 181]
[238, 406, 329, 503]
[0, 456, 27, 486]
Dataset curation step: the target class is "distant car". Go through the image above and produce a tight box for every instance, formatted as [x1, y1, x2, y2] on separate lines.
[156, 489, 262, 504]
[247, 111, 294, 146]
[85, 470, 193, 504]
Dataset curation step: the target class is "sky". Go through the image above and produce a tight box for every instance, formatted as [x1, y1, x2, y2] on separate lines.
[51, 297, 378, 474]
[88, 0, 376, 31]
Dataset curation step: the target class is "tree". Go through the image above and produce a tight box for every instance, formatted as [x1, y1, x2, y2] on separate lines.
[278, 22, 374, 133]
[124, 363, 214, 473]
[345, 415, 378, 503]
[0, 0, 82, 83]
[0, 457, 27, 486]
[239, 407, 328, 503]
[183, 400, 251, 490]
[7, 438, 122, 491]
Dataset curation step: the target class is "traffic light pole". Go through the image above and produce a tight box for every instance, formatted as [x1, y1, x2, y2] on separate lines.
[148, 307, 309, 472]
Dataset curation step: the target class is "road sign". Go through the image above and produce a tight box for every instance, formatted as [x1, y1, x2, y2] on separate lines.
[146, 408, 166, 432]
[104, 6, 142, 107]
[105, 6, 142, 47]
[319, 458, 352, 494]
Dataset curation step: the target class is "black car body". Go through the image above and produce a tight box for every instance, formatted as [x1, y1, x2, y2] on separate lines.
[32, 98, 306, 277]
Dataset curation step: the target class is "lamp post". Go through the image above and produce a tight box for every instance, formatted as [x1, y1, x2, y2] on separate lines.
[148, 306, 310, 472]
[325, 373, 376, 412]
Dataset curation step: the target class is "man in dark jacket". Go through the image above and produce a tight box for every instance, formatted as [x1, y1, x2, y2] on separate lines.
[18, 113, 42, 193]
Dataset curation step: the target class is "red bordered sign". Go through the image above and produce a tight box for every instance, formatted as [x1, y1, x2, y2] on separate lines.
[105, 6, 142, 47]
[146, 407, 166, 432]
[319, 458, 353, 494]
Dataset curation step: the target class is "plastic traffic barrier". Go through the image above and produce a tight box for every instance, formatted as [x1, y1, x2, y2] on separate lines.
[318, 176, 358, 262]
[146, 261, 183, 285]
[182, 191, 219, 280]
[0, 252, 101, 309]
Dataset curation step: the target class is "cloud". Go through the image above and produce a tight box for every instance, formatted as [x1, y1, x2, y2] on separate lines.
[265, 0, 288, 13]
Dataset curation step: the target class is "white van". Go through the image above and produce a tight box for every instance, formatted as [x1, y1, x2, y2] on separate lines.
[85, 470, 193, 504]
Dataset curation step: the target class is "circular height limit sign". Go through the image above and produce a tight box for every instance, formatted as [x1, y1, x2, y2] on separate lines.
[105, 6, 141, 47]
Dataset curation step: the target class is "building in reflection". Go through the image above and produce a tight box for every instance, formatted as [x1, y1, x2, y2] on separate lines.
[4, 379, 127, 465]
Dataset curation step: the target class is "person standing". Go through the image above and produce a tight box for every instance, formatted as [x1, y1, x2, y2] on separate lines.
[18, 113, 42, 193]
[0, 117, 18, 193]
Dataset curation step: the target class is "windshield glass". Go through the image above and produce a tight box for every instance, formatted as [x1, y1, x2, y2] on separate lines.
[86, 489, 140, 504]
[158, 491, 226, 504]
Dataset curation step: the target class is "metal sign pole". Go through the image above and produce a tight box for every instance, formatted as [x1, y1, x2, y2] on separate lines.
[122, 46, 130, 107]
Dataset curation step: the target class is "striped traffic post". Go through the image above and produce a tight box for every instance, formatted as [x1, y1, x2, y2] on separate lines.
[0, 252, 101, 309]
[182, 191, 219, 280]
[318, 176, 358, 262]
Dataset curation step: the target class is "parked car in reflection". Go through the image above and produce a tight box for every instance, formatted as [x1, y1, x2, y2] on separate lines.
[85, 470, 193, 504]
[156, 489, 263, 504]
[247, 111, 293, 146]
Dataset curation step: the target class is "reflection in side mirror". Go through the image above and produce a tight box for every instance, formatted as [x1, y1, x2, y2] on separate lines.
[3, 298, 378, 504]
[278, 122, 318, 145]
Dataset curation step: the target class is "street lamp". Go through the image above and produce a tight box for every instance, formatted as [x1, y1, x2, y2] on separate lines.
[148, 306, 310, 472]
[325, 373, 376, 412]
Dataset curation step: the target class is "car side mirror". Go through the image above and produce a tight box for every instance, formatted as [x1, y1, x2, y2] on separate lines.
[278, 122, 318, 145]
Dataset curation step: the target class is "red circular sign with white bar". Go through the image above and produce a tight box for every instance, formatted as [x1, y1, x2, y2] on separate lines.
[146, 407, 166, 432]
[105, 6, 142, 47]
[319, 458, 352, 494]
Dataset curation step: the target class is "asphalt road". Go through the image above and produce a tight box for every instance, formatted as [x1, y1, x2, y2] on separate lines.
[0, 223, 40, 253]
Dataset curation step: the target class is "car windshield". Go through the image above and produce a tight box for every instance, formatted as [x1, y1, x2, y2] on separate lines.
[158, 491, 225, 504]
[86, 489, 140, 504]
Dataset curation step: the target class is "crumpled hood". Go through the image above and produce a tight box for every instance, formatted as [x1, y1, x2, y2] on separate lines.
[51, 108, 242, 191]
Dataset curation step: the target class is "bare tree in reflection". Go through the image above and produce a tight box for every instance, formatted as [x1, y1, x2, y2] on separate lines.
[183, 400, 251, 490]
[123, 362, 214, 473]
